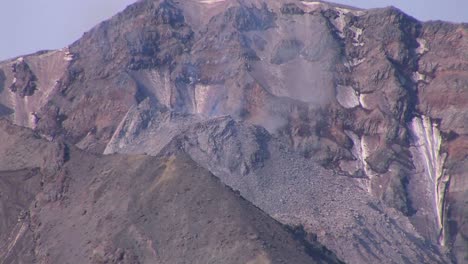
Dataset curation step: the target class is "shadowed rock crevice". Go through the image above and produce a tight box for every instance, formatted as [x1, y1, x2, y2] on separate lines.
[0, 69, 5, 93]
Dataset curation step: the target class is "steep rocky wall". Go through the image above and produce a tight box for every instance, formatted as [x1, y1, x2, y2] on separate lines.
[104, 104, 450, 264]
[417, 21, 468, 261]
[0, 0, 466, 262]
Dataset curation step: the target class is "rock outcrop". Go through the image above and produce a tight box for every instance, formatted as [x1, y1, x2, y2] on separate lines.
[9, 58, 37, 97]
[0, 0, 466, 263]
[0, 119, 342, 264]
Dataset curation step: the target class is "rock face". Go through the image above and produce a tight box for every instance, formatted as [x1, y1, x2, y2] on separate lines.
[0, 0, 466, 263]
[9, 58, 37, 97]
[106, 108, 450, 263]
[0, 119, 342, 264]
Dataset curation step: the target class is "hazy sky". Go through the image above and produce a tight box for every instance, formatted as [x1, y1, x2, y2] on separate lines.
[0, 0, 466, 60]
[0, 0, 136, 60]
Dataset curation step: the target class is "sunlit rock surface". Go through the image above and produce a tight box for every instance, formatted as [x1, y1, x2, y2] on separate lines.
[0, 0, 466, 263]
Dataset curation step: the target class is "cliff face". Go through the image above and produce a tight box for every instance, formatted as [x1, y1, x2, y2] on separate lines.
[0, 0, 466, 263]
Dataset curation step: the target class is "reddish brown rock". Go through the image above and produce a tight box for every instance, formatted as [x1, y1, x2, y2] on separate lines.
[0, 0, 466, 262]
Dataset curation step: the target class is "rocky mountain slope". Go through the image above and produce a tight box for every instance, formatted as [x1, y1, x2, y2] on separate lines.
[0, 0, 466, 263]
[0, 119, 343, 264]
[105, 104, 451, 263]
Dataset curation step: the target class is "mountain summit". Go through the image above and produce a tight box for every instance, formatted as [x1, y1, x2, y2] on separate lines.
[0, 0, 466, 263]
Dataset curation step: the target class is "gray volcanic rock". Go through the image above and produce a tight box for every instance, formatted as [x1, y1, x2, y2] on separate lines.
[0, 0, 466, 263]
[0, 119, 342, 264]
[105, 105, 449, 263]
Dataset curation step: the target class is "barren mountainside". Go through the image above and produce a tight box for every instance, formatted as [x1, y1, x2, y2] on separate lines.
[0, 0, 466, 263]
[0, 119, 343, 263]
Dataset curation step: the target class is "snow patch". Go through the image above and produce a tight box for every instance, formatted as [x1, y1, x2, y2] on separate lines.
[198, 0, 226, 4]
[300, 1, 325, 12]
[359, 93, 372, 110]
[344, 58, 365, 69]
[61, 47, 74, 61]
[64, 51, 74, 62]
[345, 131, 377, 192]
[194, 85, 211, 114]
[349, 26, 364, 46]
[335, 7, 365, 16]
[360, 137, 374, 174]
[410, 116, 449, 245]
[416, 38, 429, 55]
[324, 6, 366, 39]
[301, 1, 322, 5]
[412, 72, 426, 83]
[299, 3, 365, 38]
[336, 85, 359, 108]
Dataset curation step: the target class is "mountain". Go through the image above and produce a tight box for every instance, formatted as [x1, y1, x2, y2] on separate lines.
[0, 119, 343, 263]
[0, 0, 466, 263]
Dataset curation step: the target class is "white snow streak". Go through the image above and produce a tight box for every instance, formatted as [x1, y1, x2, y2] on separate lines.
[410, 116, 449, 245]
[416, 38, 429, 55]
[198, 0, 226, 4]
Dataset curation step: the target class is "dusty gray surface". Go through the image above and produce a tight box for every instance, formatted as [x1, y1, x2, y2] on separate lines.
[0, 0, 466, 263]
[0, 119, 343, 264]
[106, 108, 449, 263]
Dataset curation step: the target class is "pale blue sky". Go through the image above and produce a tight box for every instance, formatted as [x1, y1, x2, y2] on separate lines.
[0, 0, 466, 61]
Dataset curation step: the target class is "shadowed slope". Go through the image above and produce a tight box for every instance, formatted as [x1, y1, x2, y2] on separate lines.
[0, 119, 342, 264]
